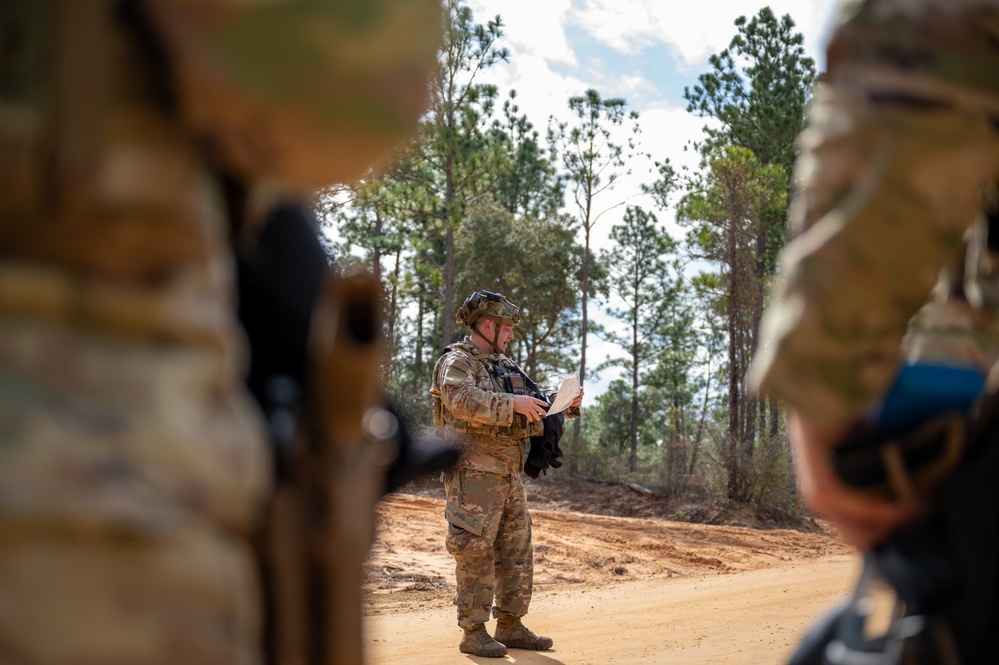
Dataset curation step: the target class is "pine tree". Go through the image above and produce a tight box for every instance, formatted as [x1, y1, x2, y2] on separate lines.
[550, 89, 642, 471]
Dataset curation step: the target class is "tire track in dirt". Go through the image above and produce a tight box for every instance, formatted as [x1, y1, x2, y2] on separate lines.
[364, 493, 851, 612]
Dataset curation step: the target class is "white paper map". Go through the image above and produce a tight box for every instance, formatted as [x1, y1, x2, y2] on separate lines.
[546, 373, 581, 415]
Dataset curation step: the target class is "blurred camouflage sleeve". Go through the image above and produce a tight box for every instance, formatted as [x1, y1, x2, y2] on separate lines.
[901, 214, 999, 375]
[748, 2, 999, 427]
[147, 0, 441, 188]
[439, 354, 516, 427]
[748, 88, 985, 426]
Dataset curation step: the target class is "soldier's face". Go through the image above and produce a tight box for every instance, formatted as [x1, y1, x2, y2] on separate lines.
[496, 324, 515, 352]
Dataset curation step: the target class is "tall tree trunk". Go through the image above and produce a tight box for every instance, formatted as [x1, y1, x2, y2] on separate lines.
[690, 351, 711, 476]
[629, 320, 639, 473]
[742, 391, 757, 458]
[758, 399, 767, 444]
[726, 221, 741, 498]
[386, 248, 402, 365]
[726, 321, 740, 497]
[441, 143, 456, 348]
[371, 208, 384, 285]
[416, 294, 425, 373]
[443, 224, 455, 346]
[769, 398, 780, 439]
[569, 215, 592, 474]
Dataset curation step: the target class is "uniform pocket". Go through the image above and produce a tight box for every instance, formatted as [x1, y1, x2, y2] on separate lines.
[444, 500, 485, 536]
[443, 468, 486, 536]
[446, 522, 474, 554]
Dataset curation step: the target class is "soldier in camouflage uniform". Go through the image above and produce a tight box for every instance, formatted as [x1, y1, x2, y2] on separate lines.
[748, 1, 999, 660]
[429, 291, 582, 658]
[0, 1, 439, 664]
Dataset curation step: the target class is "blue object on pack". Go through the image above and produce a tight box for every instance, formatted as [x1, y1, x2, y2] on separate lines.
[874, 363, 985, 432]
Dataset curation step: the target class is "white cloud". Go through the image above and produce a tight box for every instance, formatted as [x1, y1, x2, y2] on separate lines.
[466, 0, 840, 129]
[612, 74, 649, 100]
[567, 1, 663, 55]
[640, 105, 708, 173]
[485, 53, 587, 135]
[468, 0, 576, 66]
[570, 0, 839, 70]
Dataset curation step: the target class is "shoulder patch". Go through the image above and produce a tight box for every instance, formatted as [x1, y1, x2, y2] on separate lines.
[442, 351, 478, 385]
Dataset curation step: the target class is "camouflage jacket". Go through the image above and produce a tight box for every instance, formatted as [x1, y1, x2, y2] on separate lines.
[430, 339, 545, 475]
[748, 0, 999, 427]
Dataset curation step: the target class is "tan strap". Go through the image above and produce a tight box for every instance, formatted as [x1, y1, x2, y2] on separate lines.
[881, 442, 917, 503]
[51, 0, 117, 203]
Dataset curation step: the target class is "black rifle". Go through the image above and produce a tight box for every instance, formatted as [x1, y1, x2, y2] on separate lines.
[236, 203, 457, 665]
[790, 407, 999, 664]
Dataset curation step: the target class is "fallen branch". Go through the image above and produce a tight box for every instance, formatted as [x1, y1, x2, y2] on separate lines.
[579, 476, 664, 498]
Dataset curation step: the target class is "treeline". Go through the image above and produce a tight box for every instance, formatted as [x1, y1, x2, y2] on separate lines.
[321, 1, 817, 513]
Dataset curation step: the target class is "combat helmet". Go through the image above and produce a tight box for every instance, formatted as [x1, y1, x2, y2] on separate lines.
[456, 290, 520, 328]
[456, 291, 520, 352]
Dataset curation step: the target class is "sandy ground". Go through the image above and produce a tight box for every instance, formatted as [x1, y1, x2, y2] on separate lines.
[363, 482, 859, 665]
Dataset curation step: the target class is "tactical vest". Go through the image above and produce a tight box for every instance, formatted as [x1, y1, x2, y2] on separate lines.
[430, 340, 543, 440]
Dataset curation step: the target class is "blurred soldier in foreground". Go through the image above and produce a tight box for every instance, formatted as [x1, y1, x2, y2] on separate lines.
[429, 291, 582, 658]
[749, 0, 999, 662]
[0, 1, 442, 664]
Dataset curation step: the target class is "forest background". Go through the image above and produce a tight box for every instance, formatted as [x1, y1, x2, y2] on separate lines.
[320, 0, 837, 515]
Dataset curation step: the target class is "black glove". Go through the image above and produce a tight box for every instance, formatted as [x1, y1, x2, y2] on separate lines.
[524, 411, 564, 479]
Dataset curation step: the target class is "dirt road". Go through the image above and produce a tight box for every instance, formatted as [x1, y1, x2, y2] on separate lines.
[366, 557, 857, 665]
[364, 491, 858, 665]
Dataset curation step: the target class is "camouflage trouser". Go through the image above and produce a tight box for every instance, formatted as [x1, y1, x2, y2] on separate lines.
[443, 468, 532, 629]
[0, 318, 270, 665]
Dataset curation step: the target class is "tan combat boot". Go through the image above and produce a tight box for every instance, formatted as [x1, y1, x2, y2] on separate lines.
[494, 617, 554, 650]
[459, 624, 508, 658]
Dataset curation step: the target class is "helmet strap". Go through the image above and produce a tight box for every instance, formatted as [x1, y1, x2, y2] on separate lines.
[473, 320, 502, 354]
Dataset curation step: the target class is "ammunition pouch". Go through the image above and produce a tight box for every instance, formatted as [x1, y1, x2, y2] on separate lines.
[507, 373, 528, 395]
[491, 360, 532, 397]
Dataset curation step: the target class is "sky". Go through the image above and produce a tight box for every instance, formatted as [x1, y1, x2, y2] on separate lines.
[467, 0, 839, 170]
[463, 0, 841, 395]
